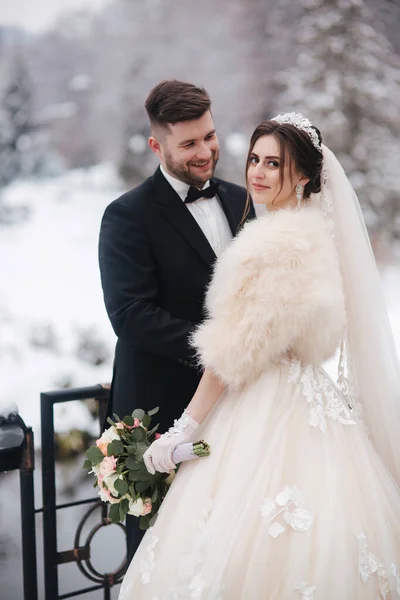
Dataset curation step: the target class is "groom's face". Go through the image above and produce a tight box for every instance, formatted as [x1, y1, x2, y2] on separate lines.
[152, 111, 219, 187]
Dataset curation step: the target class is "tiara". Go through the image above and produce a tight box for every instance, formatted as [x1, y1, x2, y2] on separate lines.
[272, 112, 321, 151]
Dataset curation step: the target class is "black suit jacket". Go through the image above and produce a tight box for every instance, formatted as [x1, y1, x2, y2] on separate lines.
[99, 167, 255, 434]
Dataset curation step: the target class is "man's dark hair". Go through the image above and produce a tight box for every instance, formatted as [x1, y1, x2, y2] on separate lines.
[145, 80, 211, 128]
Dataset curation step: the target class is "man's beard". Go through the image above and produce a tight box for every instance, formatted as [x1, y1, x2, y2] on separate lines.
[163, 150, 219, 187]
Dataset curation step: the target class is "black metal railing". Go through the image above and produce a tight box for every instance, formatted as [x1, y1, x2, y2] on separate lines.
[40, 384, 128, 600]
[1, 384, 129, 599]
[20, 426, 39, 600]
[0, 412, 38, 600]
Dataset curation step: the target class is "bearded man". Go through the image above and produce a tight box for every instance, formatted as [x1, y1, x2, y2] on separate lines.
[98, 79, 255, 559]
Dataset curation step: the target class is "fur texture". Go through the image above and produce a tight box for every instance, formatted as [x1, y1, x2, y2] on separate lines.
[191, 205, 346, 388]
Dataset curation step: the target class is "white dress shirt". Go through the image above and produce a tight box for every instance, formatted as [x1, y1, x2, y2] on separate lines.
[160, 165, 232, 257]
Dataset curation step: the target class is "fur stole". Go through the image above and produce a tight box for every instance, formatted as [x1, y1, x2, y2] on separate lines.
[191, 205, 346, 388]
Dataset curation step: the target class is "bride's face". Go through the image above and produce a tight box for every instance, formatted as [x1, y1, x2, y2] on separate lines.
[247, 134, 306, 210]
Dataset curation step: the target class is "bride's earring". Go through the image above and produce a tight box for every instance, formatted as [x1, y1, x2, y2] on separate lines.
[296, 183, 303, 208]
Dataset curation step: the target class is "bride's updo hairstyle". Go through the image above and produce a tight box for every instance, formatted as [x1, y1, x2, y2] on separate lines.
[242, 119, 323, 221]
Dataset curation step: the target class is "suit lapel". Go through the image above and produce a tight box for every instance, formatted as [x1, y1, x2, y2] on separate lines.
[216, 181, 242, 236]
[152, 168, 216, 267]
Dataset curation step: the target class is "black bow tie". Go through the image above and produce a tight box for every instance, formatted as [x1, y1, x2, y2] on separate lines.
[185, 180, 219, 204]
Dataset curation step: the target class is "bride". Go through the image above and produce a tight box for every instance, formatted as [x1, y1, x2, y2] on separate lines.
[119, 114, 400, 599]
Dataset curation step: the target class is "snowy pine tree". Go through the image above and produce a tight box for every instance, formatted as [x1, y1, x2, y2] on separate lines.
[272, 0, 400, 243]
[0, 55, 34, 187]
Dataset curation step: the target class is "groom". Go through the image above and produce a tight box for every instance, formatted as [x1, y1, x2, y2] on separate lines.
[98, 79, 255, 559]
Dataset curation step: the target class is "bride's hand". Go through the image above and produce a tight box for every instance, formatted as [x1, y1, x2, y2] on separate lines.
[143, 410, 200, 474]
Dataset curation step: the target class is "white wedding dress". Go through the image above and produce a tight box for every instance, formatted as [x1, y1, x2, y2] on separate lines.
[119, 359, 400, 599]
[119, 146, 400, 599]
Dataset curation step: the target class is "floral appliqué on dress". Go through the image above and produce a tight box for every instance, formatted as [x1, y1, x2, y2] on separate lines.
[261, 485, 313, 538]
[295, 581, 316, 599]
[165, 498, 225, 600]
[284, 358, 359, 433]
[357, 532, 400, 599]
[118, 529, 159, 598]
[139, 529, 159, 585]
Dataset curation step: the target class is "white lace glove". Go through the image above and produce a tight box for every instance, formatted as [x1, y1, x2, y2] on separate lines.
[143, 410, 200, 474]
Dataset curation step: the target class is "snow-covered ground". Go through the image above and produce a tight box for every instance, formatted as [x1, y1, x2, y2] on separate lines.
[0, 166, 399, 442]
[0, 165, 123, 440]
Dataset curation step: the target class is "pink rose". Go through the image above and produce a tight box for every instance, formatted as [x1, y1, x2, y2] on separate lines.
[95, 426, 120, 455]
[141, 499, 152, 516]
[116, 422, 124, 430]
[99, 455, 118, 477]
[155, 433, 161, 440]
[119, 417, 142, 431]
[98, 485, 120, 504]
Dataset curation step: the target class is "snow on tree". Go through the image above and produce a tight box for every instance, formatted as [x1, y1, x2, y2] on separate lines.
[271, 0, 400, 244]
[103, 0, 253, 184]
[1, 0, 399, 239]
[0, 54, 33, 187]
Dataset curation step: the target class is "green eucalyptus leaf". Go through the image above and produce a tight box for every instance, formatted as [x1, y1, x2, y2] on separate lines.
[114, 478, 128, 496]
[107, 440, 124, 456]
[131, 428, 145, 442]
[142, 414, 151, 428]
[85, 446, 104, 465]
[131, 409, 145, 420]
[134, 442, 149, 460]
[136, 480, 153, 493]
[123, 415, 134, 427]
[147, 407, 159, 417]
[126, 444, 137, 456]
[119, 498, 130, 522]
[125, 455, 140, 470]
[108, 503, 121, 524]
[128, 470, 143, 482]
[139, 515, 151, 531]
[83, 459, 92, 470]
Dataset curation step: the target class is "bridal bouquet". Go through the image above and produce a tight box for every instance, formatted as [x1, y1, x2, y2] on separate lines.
[84, 407, 210, 530]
